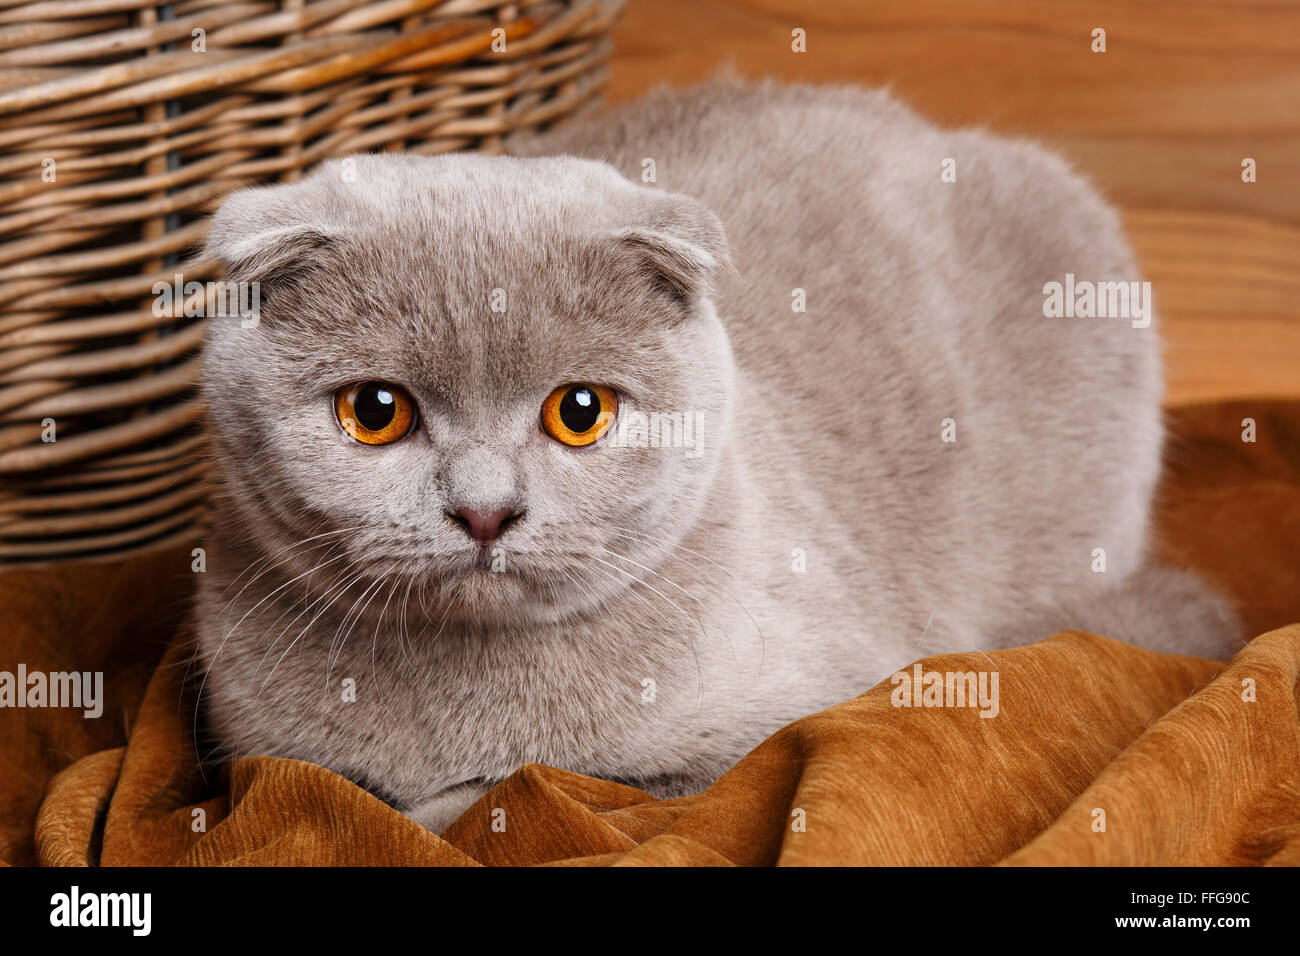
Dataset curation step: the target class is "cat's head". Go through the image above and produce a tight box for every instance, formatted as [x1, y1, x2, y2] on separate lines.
[200, 153, 734, 627]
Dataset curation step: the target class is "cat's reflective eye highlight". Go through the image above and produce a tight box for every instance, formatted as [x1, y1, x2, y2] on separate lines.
[335, 382, 417, 445]
[541, 384, 618, 447]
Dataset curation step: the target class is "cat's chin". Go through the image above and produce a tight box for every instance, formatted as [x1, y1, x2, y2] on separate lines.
[427, 566, 581, 628]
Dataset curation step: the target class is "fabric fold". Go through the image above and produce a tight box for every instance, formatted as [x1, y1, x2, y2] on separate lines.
[24, 624, 1300, 866]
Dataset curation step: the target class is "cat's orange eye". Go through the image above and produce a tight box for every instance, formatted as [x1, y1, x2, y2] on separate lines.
[335, 382, 417, 445]
[541, 384, 618, 447]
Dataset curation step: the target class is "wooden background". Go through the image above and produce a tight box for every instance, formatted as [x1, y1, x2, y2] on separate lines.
[603, 0, 1300, 406]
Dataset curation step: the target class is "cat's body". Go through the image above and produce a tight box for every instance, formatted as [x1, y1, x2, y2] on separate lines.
[196, 80, 1237, 831]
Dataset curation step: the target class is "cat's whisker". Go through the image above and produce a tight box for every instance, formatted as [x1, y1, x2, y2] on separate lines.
[599, 544, 750, 712]
[327, 574, 388, 678]
[251, 542, 349, 657]
[540, 572, 569, 626]
[221, 549, 352, 653]
[579, 557, 706, 709]
[402, 560, 426, 658]
[215, 522, 364, 629]
[368, 576, 405, 724]
[308, 567, 397, 717]
[254, 561, 360, 682]
[603, 528, 764, 676]
[257, 568, 373, 698]
[186, 533, 348, 695]
[417, 572, 433, 621]
[585, 553, 711, 647]
[605, 524, 767, 675]
[555, 563, 612, 619]
[219, 524, 364, 602]
[328, 570, 388, 665]
[598, 546, 704, 605]
[607, 523, 741, 581]
[193, 548, 353, 757]
[395, 561, 419, 665]
[426, 596, 454, 646]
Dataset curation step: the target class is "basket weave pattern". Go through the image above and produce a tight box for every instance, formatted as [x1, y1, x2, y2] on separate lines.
[0, 0, 620, 566]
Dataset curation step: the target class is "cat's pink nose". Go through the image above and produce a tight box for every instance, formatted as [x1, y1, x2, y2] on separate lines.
[449, 506, 520, 543]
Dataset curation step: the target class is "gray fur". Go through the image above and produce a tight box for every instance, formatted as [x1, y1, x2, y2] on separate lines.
[195, 79, 1239, 832]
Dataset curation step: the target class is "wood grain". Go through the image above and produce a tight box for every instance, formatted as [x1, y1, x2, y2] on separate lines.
[606, 0, 1300, 405]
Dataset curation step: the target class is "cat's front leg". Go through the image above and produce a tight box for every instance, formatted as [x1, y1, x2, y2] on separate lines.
[405, 779, 495, 834]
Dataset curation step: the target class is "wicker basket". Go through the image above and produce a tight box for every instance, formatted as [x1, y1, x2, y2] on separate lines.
[0, 0, 622, 567]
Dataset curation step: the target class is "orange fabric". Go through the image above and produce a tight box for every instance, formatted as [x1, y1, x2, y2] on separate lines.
[3, 401, 1298, 866]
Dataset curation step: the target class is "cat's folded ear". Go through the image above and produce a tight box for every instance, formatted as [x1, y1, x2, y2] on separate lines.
[613, 192, 732, 309]
[203, 185, 342, 287]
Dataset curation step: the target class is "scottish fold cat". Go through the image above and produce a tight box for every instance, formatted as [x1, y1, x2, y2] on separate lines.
[195, 80, 1238, 831]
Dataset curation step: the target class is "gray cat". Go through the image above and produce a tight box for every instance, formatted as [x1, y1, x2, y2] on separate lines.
[195, 79, 1238, 831]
